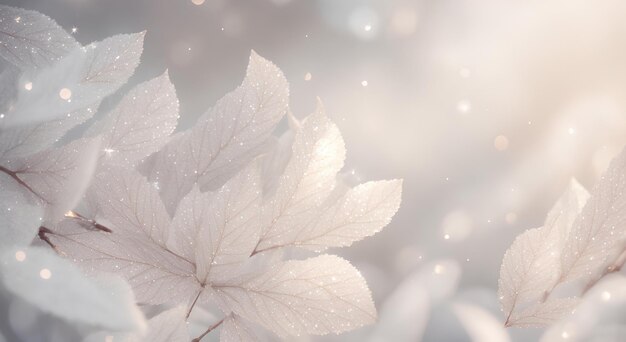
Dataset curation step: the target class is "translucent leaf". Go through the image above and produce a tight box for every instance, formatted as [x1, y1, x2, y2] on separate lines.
[0, 105, 98, 160]
[8, 137, 101, 221]
[89, 167, 171, 245]
[2, 32, 144, 127]
[0, 5, 79, 69]
[214, 254, 376, 337]
[256, 102, 346, 252]
[50, 220, 199, 306]
[167, 163, 262, 284]
[288, 179, 403, 251]
[498, 180, 589, 325]
[506, 298, 579, 328]
[89, 71, 179, 167]
[0, 246, 146, 332]
[560, 148, 626, 283]
[220, 315, 259, 342]
[146, 51, 288, 214]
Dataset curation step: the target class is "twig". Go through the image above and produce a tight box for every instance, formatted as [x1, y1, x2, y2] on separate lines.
[0, 165, 48, 203]
[186, 289, 203, 319]
[38, 226, 58, 251]
[192, 318, 224, 342]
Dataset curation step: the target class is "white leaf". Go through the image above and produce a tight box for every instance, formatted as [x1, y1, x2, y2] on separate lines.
[0, 246, 146, 332]
[50, 219, 199, 306]
[7, 137, 101, 221]
[214, 254, 376, 337]
[3, 32, 143, 127]
[291, 179, 403, 251]
[506, 298, 579, 328]
[560, 148, 626, 283]
[260, 111, 299, 196]
[89, 167, 171, 245]
[90, 71, 179, 167]
[168, 163, 262, 284]
[256, 102, 346, 252]
[0, 5, 79, 69]
[146, 50, 288, 214]
[0, 105, 98, 160]
[498, 180, 589, 326]
[220, 315, 259, 342]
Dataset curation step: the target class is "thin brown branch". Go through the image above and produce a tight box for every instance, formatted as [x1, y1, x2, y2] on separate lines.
[192, 318, 224, 342]
[0, 165, 48, 203]
[186, 288, 203, 319]
[38, 226, 58, 252]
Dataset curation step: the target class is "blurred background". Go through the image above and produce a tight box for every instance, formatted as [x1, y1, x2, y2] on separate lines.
[3, 0, 626, 341]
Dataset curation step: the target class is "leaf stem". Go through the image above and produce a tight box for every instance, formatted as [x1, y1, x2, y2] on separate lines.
[192, 318, 224, 342]
[186, 288, 203, 319]
[0, 165, 47, 203]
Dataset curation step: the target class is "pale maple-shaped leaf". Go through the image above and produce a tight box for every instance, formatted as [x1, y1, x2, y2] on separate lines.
[0, 5, 79, 70]
[144, 51, 288, 214]
[87, 71, 179, 167]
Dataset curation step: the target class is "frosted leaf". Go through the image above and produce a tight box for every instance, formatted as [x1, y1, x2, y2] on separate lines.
[50, 220, 199, 305]
[560, 148, 626, 283]
[168, 163, 262, 284]
[0, 105, 98, 160]
[89, 71, 179, 167]
[0, 182, 42, 248]
[220, 315, 259, 342]
[498, 180, 589, 326]
[214, 254, 376, 337]
[0, 5, 79, 69]
[289, 179, 403, 251]
[256, 102, 346, 251]
[146, 50, 288, 214]
[506, 298, 579, 328]
[0, 246, 146, 332]
[260, 112, 299, 195]
[89, 166, 171, 244]
[3, 32, 144, 127]
[9, 137, 101, 221]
